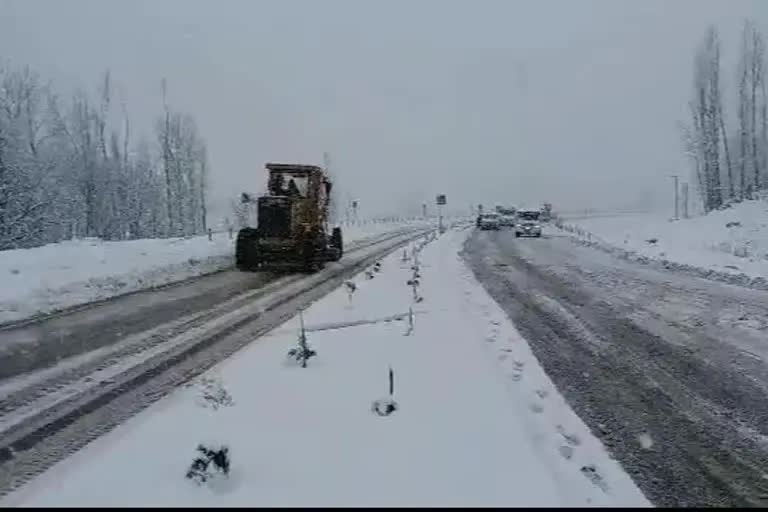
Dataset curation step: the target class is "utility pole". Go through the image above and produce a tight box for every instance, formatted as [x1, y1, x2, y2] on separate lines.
[422, 203, 427, 218]
[669, 175, 679, 220]
[681, 182, 689, 219]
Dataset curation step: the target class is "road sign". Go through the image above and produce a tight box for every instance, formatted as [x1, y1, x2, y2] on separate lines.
[436, 194, 447, 206]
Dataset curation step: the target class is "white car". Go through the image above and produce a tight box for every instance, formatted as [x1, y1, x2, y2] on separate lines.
[515, 220, 542, 238]
[478, 213, 501, 230]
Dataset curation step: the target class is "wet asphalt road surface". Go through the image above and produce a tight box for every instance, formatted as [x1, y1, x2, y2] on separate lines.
[464, 228, 768, 507]
[0, 270, 277, 380]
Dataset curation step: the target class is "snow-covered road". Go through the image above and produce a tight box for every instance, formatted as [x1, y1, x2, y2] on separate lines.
[0, 227, 430, 381]
[0, 221, 434, 326]
[465, 226, 768, 507]
[2, 228, 648, 507]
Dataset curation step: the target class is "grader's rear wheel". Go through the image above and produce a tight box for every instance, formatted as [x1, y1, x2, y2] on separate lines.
[235, 228, 261, 271]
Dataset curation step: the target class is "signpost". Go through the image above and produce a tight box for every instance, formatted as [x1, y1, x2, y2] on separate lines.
[436, 194, 447, 233]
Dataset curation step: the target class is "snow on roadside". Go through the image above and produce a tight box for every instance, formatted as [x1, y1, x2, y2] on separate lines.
[3, 227, 648, 507]
[0, 220, 432, 325]
[559, 199, 768, 289]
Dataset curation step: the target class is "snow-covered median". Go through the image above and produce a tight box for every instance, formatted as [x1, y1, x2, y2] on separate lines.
[559, 199, 768, 289]
[0, 221, 432, 325]
[3, 227, 648, 507]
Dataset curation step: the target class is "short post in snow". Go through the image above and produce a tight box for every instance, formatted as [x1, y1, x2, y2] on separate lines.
[371, 366, 398, 416]
[208, 228, 213, 241]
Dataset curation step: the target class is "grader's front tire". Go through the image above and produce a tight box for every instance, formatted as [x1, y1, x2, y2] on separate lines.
[235, 228, 261, 271]
[330, 227, 343, 261]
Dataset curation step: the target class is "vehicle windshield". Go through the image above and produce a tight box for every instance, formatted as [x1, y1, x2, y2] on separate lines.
[518, 211, 540, 221]
[269, 173, 309, 197]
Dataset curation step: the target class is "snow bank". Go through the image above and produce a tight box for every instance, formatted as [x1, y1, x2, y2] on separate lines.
[0, 220, 433, 325]
[559, 199, 768, 289]
[3, 228, 648, 507]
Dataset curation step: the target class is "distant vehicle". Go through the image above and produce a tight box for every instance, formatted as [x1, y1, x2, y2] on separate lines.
[498, 214, 516, 228]
[517, 209, 541, 222]
[515, 209, 542, 237]
[478, 213, 501, 230]
[515, 220, 542, 238]
[541, 203, 553, 222]
[496, 206, 517, 227]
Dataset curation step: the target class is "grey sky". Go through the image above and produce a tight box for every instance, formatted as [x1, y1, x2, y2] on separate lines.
[1, 0, 766, 221]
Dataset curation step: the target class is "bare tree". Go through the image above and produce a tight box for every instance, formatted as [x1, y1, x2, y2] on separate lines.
[738, 33, 749, 199]
[750, 25, 765, 192]
[0, 62, 211, 250]
[719, 101, 735, 201]
[737, 20, 766, 198]
[686, 27, 725, 212]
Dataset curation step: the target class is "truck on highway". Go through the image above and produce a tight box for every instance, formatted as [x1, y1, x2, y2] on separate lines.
[496, 206, 517, 228]
[235, 163, 343, 272]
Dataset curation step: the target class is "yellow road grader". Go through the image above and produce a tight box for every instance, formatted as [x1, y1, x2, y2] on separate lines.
[235, 163, 343, 272]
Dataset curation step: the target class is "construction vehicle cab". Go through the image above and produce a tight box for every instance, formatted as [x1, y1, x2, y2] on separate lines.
[236, 163, 343, 272]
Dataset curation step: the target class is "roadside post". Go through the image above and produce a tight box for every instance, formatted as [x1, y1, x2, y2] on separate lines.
[436, 194, 447, 233]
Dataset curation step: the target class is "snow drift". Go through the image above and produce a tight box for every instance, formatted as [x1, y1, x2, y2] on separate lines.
[559, 199, 768, 289]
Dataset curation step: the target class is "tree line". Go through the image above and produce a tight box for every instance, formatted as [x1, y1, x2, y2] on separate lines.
[682, 21, 768, 213]
[0, 63, 209, 251]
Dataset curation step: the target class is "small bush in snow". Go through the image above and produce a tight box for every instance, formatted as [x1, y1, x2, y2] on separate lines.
[186, 444, 231, 485]
[286, 311, 316, 368]
[195, 376, 234, 410]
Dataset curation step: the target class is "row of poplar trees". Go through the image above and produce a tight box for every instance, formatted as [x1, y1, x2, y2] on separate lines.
[682, 21, 768, 213]
[0, 64, 209, 251]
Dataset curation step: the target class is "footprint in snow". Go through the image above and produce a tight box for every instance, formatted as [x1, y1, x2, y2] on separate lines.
[498, 353, 509, 361]
[580, 465, 609, 493]
[535, 389, 549, 399]
[559, 445, 574, 460]
[556, 425, 581, 446]
[529, 402, 544, 414]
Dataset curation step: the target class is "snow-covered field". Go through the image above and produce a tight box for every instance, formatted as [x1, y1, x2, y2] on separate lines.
[3, 228, 648, 507]
[560, 199, 768, 287]
[0, 220, 433, 325]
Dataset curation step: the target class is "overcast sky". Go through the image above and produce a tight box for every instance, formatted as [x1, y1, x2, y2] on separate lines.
[1, 0, 766, 220]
